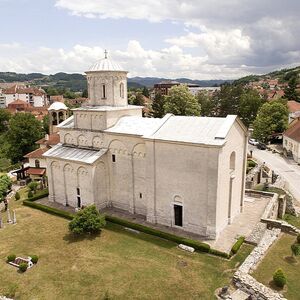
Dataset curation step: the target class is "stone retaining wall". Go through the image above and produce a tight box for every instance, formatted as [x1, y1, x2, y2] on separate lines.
[261, 218, 300, 235]
[233, 228, 287, 300]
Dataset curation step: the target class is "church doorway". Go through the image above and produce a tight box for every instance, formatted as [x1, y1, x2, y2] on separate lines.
[174, 204, 183, 227]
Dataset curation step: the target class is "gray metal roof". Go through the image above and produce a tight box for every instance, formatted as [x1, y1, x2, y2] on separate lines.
[43, 144, 107, 164]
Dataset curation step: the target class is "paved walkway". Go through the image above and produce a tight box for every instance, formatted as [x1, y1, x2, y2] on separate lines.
[250, 145, 300, 202]
[36, 198, 76, 214]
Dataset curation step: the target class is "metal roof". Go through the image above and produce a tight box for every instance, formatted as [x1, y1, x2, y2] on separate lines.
[87, 57, 125, 72]
[43, 144, 107, 164]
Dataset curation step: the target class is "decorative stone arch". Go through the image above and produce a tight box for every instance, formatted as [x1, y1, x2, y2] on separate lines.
[92, 136, 103, 148]
[50, 161, 60, 169]
[108, 139, 128, 156]
[173, 195, 183, 204]
[77, 166, 88, 177]
[132, 143, 146, 158]
[78, 134, 88, 147]
[230, 151, 236, 171]
[64, 133, 74, 145]
[63, 163, 74, 174]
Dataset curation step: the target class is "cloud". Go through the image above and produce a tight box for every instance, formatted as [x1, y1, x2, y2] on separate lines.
[54, 0, 300, 69]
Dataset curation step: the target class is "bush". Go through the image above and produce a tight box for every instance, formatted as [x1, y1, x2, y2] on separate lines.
[7, 254, 16, 262]
[105, 215, 211, 253]
[209, 248, 230, 259]
[69, 205, 106, 235]
[19, 262, 28, 273]
[231, 236, 245, 255]
[30, 255, 39, 264]
[28, 190, 33, 198]
[25, 189, 49, 202]
[297, 234, 300, 244]
[23, 200, 74, 220]
[15, 191, 20, 200]
[291, 243, 300, 256]
[273, 269, 286, 288]
[28, 181, 38, 193]
[247, 160, 256, 168]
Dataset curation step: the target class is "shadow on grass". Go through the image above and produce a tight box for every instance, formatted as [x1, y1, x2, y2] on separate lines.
[284, 255, 298, 265]
[269, 280, 287, 292]
[63, 232, 100, 244]
[105, 222, 176, 250]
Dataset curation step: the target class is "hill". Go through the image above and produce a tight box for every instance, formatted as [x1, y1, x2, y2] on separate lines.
[234, 66, 300, 85]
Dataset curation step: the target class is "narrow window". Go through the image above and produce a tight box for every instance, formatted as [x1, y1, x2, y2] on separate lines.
[120, 82, 124, 98]
[102, 84, 106, 98]
[139, 193, 143, 199]
[174, 205, 183, 227]
[35, 159, 40, 168]
[112, 154, 116, 162]
[77, 196, 81, 208]
[77, 188, 80, 195]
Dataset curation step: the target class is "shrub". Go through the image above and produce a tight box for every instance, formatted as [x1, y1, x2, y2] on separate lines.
[19, 262, 28, 273]
[28, 182, 38, 193]
[30, 255, 39, 264]
[273, 269, 286, 288]
[28, 190, 33, 198]
[291, 243, 300, 256]
[15, 191, 20, 200]
[7, 254, 16, 262]
[231, 236, 245, 255]
[247, 160, 256, 168]
[69, 205, 106, 235]
[105, 215, 210, 253]
[209, 248, 230, 259]
[297, 234, 300, 244]
[25, 189, 49, 202]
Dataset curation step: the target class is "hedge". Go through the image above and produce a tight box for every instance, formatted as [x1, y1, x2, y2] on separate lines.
[231, 236, 245, 255]
[24, 189, 49, 202]
[209, 248, 230, 259]
[105, 215, 210, 253]
[23, 200, 74, 220]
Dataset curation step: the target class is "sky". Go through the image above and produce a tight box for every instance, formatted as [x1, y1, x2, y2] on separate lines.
[0, 0, 300, 79]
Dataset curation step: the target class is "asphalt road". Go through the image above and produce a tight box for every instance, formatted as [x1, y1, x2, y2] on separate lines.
[249, 145, 300, 201]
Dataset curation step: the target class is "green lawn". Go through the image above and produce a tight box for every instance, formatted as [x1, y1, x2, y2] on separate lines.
[284, 214, 300, 229]
[253, 234, 300, 300]
[0, 197, 253, 300]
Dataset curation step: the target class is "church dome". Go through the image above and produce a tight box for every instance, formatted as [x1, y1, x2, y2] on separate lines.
[87, 50, 125, 72]
[48, 101, 68, 111]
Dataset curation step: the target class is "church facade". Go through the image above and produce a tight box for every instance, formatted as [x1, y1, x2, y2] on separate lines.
[44, 54, 248, 239]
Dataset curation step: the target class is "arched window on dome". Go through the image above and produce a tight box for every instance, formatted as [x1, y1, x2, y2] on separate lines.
[120, 82, 124, 98]
[102, 84, 106, 99]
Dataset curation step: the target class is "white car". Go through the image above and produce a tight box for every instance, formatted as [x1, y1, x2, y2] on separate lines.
[249, 138, 259, 146]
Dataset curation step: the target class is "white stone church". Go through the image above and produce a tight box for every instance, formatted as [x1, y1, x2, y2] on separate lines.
[44, 53, 248, 239]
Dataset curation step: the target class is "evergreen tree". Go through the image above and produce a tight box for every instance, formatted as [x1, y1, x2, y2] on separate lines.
[196, 91, 214, 116]
[284, 75, 299, 101]
[152, 92, 165, 118]
[142, 86, 150, 98]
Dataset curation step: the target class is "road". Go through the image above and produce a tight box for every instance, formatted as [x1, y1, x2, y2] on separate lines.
[249, 145, 300, 202]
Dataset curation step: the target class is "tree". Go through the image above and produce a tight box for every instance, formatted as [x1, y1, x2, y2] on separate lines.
[0, 109, 11, 133]
[28, 181, 38, 194]
[142, 86, 150, 98]
[238, 89, 265, 127]
[196, 91, 214, 116]
[0, 175, 12, 202]
[132, 92, 145, 106]
[164, 85, 200, 116]
[6, 113, 44, 163]
[284, 74, 299, 101]
[42, 115, 49, 134]
[82, 89, 88, 98]
[252, 101, 288, 142]
[69, 205, 106, 235]
[152, 92, 165, 118]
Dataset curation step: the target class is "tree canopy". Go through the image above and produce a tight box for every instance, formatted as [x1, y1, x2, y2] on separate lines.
[252, 101, 288, 142]
[152, 92, 165, 118]
[164, 85, 200, 116]
[284, 74, 299, 101]
[0, 109, 11, 133]
[6, 113, 44, 163]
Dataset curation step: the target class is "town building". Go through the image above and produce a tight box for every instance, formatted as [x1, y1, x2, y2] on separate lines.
[3, 84, 47, 107]
[43, 53, 248, 239]
[287, 100, 300, 124]
[283, 119, 300, 163]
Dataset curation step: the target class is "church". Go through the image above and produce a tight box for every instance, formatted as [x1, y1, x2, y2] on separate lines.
[44, 53, 248, 239]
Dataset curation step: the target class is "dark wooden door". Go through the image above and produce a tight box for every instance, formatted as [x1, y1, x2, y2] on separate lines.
[174, 205, 183, 227]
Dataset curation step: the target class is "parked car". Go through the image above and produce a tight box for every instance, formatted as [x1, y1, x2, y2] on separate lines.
[249, 138, 259, 146]
[257, 142, 267, 150]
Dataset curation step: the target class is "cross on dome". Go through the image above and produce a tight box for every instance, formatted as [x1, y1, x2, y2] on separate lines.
[104, 49, 108, 59]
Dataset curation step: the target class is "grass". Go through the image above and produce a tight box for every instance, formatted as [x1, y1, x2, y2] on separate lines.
[0, 197, 253, 299]
[284, 214, 300, 229]
[253, 234, 300, 300]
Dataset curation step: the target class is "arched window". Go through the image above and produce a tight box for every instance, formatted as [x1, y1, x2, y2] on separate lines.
[120, 82, 124, 98]
[102, 84, 106, 99]
[230, 151, 236, 171]
[58, 111, 64, 123]
[52, 112, 57, 125]
[35, 159, 40, 168]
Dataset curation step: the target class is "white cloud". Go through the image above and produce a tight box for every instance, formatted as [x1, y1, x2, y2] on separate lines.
[0, 41, 256, 79]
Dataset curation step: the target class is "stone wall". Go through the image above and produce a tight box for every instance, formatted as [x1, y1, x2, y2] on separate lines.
[233, 228, 287, 300]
